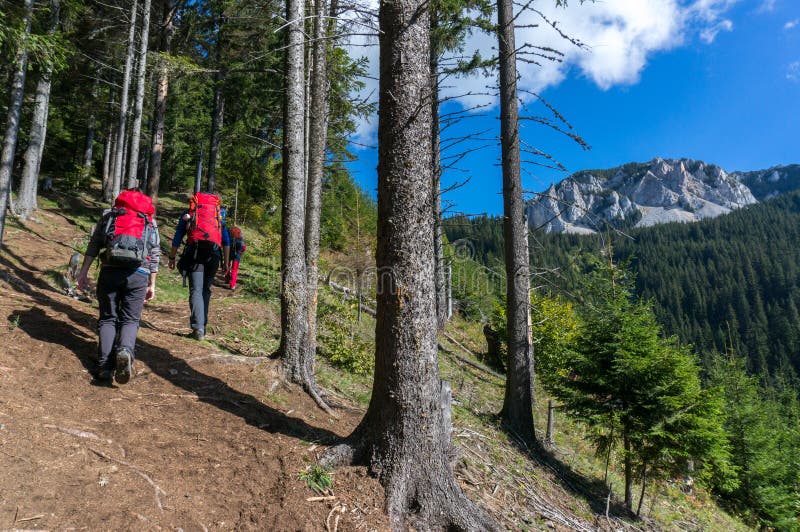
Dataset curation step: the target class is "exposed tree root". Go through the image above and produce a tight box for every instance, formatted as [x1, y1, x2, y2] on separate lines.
[282, 359, 338, 418]
[182, 353, 271, 366]
[321, 429, 498, 531]
[89, 447, 167, 511]
[303, 377, 337, 417]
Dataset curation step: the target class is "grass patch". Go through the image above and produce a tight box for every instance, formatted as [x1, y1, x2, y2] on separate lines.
[299, 465, 333, 494]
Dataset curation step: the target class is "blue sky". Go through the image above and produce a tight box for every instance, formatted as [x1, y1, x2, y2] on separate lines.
[344, 0, 800, 216]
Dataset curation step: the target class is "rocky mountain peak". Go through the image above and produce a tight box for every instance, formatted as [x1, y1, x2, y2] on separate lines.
[526, 158, 759, 234]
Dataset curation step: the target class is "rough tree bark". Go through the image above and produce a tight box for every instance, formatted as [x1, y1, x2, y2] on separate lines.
[102, 126, 114, 192]
[102, 85, 117, 199]
[16, 0, 61, 221]
[431, 12, 448, 331]
[320, 0, 498, 527]
[81, 76, 98, 180]
[206, 11, 226, 194]
[280, 0, 309, 382]
[109, 0, 139, 201]
[206, 76, 224, 193]
[496, 0, 535, 442]
[0, 0, 34, 247]
[146, 0, 176, 200]
[126, 0, 153, 189]
[302, 0, 333, 412]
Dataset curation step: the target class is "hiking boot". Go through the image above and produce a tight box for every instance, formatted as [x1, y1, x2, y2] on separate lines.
[114, 347, 133, 384]
[96, 369, 113, 382]
[191, 328, 205, 341]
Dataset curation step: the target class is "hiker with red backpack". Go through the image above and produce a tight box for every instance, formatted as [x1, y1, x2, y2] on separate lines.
[75, 189, 161, 384]
[225, 226, 246, 290]
[167, 192, 229, 341]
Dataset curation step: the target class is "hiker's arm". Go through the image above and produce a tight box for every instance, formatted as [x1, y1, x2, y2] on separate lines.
[77, 218, 105, 289]
[145, 273, 157, 302]
[168, 247, 179, 270]
[76, 254, 95, 290]
[221, 225, 231, 273]
[168, 215, 187, 269]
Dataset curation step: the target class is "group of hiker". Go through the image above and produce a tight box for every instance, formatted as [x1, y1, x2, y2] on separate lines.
[76, 189, 246, 384]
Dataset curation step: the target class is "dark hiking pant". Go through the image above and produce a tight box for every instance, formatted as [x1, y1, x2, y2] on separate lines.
[187, 255, 219, 333]
[97, 267, 148, 372]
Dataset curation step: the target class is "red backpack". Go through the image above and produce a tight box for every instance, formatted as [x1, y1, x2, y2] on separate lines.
[103, 189, 157, 267]
[187, 192, 222, 246]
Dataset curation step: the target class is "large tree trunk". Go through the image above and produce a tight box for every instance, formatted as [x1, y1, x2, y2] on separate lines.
[280, 0, 309, 380]
[301, 0, 332, 411]
[109, 0, 139, 201]
[496, 0, 535, 441]
[146, 0, 176, 200]
[16, 75, 52, 219]
[81, 78, 98, 180]
[126, 0, 153, 189]
[102, 126, 114, 191]
[430, 13, 447, 331]
[0, 0, 33, 247]
[16, 0, 61, 221]
[206, 77, 224, 193]
[320, 0, 497, 527]
[102, 88, 117, 199]
[206, 85, 224, 193]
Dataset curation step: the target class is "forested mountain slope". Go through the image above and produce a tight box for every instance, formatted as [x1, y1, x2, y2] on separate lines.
[446, 191, 800, 379]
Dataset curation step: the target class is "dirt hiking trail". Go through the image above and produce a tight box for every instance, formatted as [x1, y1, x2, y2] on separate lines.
[0, 203, 387, 531]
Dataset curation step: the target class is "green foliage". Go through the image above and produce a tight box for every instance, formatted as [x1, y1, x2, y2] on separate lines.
[530, 292, 578, 390]
[450, 193, 800, 382]
[320, 163, 377, 252]
[299, 465, 333, 494]
[547, 258, 731, 509]
[319, 297, 373, 376]
[448, 241, 503, 321]
[707, 352, 800, 529]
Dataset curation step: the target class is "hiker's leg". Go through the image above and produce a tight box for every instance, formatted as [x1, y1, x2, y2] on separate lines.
[117, 272, 148, 361]
[96, 268, 122, 372]
[230, 260, 239, 288]
[202, 256, 219, 327]
[188, 264, 206, 332]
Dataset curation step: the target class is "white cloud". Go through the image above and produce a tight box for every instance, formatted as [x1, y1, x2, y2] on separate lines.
[345, 0, 742, 141]
[689, 0, 739, 22]
[788, 61, 800, 82]
[758, 0, 777, 13]
[785, 19, 799, 30]
[700, 18, 734, 43]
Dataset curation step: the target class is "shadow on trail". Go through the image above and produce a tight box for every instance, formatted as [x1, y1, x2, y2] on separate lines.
[10, 306, 98, 375]
[1, 248, 340, 446]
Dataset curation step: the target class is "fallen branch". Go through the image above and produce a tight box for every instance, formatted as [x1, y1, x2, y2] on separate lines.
[327, 280, 376, 317]
[326, 504, 344, 532]
[44, 424, 110, 442]
[15, 514, 44, 523]
[437, 342, 503, 379]
[89, 448, 167, 511]
[307, 495, 337, 502]
[183, 353, 272, 366]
